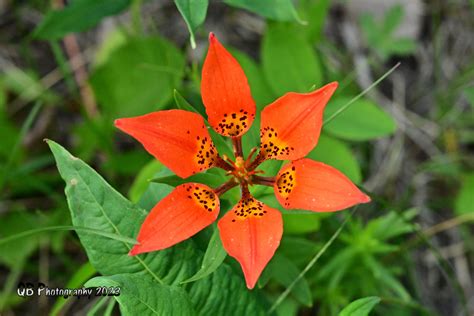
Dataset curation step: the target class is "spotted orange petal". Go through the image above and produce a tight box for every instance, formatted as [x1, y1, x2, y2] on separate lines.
[259, 82, 338, 160]
[274, 158, 370, 212]
[129, 183, 219, 255]
[115, 110, 219, 178]
[218, 196, 283, 289]
[201, 33, 256, 137]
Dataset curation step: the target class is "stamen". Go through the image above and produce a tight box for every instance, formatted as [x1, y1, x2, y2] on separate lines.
[214, 180, 239, 196]
[251, 175, 275, 187]
[244, 147, 258, 166]
[214, 155, 234, 172]
[246, 151, 266, 171]
[232, 136, 243, 158]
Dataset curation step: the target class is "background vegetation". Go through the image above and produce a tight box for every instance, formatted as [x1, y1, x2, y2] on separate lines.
[0, 0, 473, 315]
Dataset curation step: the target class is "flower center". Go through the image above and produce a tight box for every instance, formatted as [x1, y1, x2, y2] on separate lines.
[230, 156, 254, 184]
[214, 140, 275, 197]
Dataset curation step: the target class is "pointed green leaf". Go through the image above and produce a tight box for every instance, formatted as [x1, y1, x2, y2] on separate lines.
[266, 254, 312, 306]
[262, 23, 322, 96]
[338, 296, 381, 316]
[0, 211, 39, 268]
[86, 274, 195, 315]
[48, 140, 267, 314]
[464, 87, 474, 108]
[224, 0, 302, 22]
[128, 160, 164, 203]
[150, 172, 225, 188]
[283, 213, 321, 234]
[324, 98, 397, 141]
[174, 0, 208, 49]
[382, 5, 404, 35]
[174, 89, 203, 115]
[299, 0, 331, 42]
[51, 263, 96, 316]
[33, 0, 131, 40]
[455, 173, 474, 215]
[90, 36, 185, 117]
[181, 227, 227, 283]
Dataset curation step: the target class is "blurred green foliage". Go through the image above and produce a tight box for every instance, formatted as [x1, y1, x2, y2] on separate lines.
[0, 0, 473, 315]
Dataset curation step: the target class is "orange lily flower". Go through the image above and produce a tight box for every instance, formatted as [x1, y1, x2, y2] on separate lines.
[115, 33, 370, 289]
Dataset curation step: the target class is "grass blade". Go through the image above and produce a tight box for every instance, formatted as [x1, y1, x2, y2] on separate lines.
[323, 62, 400, 126]
[0, 225, 138, 246]
[0, 101, 42, 190]
[269, 207, 358, 313]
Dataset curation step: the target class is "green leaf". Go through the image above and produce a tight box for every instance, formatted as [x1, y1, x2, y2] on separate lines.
[33, 0, 131, 40]
[0, 225, 138, 246]
[464, 87, 474, 108]
[48, 140, 267, 315]
[298, 0, 331, 42]
[266, 254, 312, 306]
[324, 98, 397, 141]
[230, 49, 275, 109]
[174, 89, 204, 115]
[363, 255, 410, 300]
[283, 213, 321, 234]
[0, 211, 39, 268]
[94, 30, 128, 67]
[137, 182, 174, 211]
[455, 173, 474, 215]
[181, 227, 227, 283]
[369, 210, 416, 241]
[128, 160, 164, 203]
[307, 134, 362, 184]
[383, 38, 417, 56]
[102, 150, 149, 175]
[224, 0, 302, 22]
[279, 236, 320, 267]
[86, 274, 195, 315]
[1, 68, 58, 104]
[51, 263, 96, 316]
[359, 14, 379, 46]
[262, 23, 322, 96]
[48, 139, 183, 280]
[150, 172, 225, 188]
[174, 0, 208, 49]
[90, 36, 185, 117]
[382, 5, 403, 35]
[338, 296, 381, 316]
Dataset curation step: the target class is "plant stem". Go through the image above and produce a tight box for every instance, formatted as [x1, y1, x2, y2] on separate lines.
[323, 62, 401, 126]
[246, 151, 266, 171]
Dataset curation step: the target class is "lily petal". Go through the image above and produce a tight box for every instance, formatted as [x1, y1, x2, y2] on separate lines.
[202, 33, 256, 137]
[218, 196, 283, 289]
[129, 183, 219, 255]
[115, 110, 219, 178]
[274, 158, 370, 212]
[260, 82, 338, 160]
